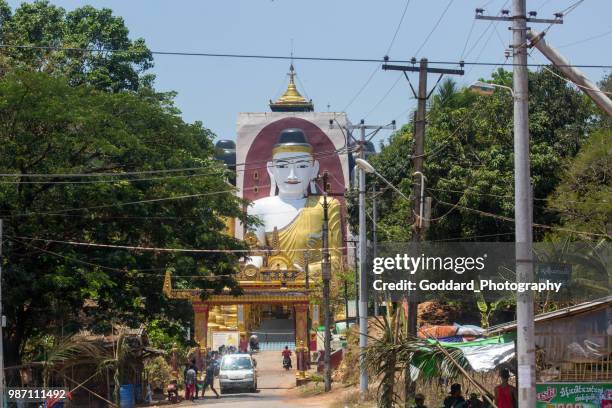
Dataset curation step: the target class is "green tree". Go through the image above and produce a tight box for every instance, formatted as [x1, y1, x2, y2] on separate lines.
[0, 0, 153, 91]
[0, 71, 248, 365]
[548, 130, 611, 239]
[371, 67, 596, 242]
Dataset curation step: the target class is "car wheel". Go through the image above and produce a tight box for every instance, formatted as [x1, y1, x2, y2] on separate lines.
[220, 387, 226, 395]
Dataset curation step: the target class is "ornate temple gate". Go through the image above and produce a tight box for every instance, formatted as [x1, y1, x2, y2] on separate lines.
[163, 270, 314, 382]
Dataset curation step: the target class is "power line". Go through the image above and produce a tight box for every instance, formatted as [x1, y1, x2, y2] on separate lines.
[0, 145, 355, 180]
[431, 232, 515, 241]
[459, 19, 477, 60]
[413, 0, 455, 57]
[1, 44, 610, 69]
[542, 66, 612, 95]
[363, 74, 404, 119]
[557, 28, 612, 48]
[7, 186, 251, 217]
[341, 66, 378, 112]
[8, 235, 355, 254]
[433, 199, 610, 239]
[386, 0, 412, 55]
[337, 0, 413, 114]
[8, 237, 243, 279]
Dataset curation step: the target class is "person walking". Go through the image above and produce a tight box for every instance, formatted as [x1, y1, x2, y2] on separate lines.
[494, 368, 517, 408]
[202, 358, 220, 399]
[184, 363, 197, 401]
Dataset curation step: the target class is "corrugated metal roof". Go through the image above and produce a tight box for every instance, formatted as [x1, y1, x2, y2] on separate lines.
[487, 295, 612, 335]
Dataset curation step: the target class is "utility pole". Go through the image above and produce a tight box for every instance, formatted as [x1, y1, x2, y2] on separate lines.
[511, 2, 535, 405]
[331, 119, 395, 396]
[474, 4, 561, 406]
[372, 183, 379, 317]
[0, 219, 4, 408]
[527, 30, 612, 117]
[321, 172, 332, 392]
[383, 58, 463, 405]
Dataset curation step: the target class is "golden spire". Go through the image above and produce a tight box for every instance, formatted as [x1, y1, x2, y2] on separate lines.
[270, 65, 314, 112]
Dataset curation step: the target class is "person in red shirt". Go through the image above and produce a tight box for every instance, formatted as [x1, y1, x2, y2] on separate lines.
[494, 368, 517, 408]
[281, 346, 292, 369]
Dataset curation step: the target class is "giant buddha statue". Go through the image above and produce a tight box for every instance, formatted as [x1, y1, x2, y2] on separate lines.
[246, 128, 343, 278]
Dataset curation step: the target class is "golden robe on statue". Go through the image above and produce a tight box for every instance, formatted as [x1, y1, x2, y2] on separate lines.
[262, 196, 343, 278]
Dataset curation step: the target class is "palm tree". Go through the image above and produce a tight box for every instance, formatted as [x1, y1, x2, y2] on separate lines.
[39, 335, 105, 387]
[434, 78, 458, 108]
[363, 310, 403, 408]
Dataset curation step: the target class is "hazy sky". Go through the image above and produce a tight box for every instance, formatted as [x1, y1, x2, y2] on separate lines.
[7, 0, 612, 145]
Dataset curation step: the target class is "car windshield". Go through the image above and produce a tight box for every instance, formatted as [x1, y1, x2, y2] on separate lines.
[221, 356, 252, 370]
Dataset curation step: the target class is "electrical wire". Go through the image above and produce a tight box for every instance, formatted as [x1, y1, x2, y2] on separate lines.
[341, 66, 378, 113]
[556, 28, 612, 48]
[363, 74, 403, 119]
[431, 232, 515, 242]
[433, 199, 611, 239]
[7, 186, 252, 217]
[413, 0, 455, 57]
[8, 235, 356, 254]
[386, 0, 412, 56]
[1, 45, 610, 69]
[0, 145, 356, 181]
[542, 65, 612, 95]
[459, 19, 477, 60]
[8, 236, 245, 279]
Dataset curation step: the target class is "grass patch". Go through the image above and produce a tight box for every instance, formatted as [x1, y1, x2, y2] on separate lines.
[328, 387, 377, 408]
[298, 381, 326, 397]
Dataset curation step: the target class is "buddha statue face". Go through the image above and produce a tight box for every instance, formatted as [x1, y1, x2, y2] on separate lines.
[268, 151, 319, 199]
[267, 128, 319, 199]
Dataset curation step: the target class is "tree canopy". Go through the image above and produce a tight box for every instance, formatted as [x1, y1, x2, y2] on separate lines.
[0, 0, 153, 91]
[0, 71, 247, 364]
[369, 67, 599, 243]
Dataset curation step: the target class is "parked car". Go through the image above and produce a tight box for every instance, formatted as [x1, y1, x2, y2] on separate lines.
[218, 353, 257, 394]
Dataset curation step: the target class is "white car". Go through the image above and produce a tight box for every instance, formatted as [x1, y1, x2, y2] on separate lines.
[218, 353, 257, 394]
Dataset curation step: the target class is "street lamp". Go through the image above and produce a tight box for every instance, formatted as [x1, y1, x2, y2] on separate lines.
[355, 158, 410, 202]
[469, 80, 515, 97]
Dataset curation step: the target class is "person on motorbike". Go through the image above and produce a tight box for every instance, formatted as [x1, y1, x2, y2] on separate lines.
[282, 346, 292, 369]
[249, 334, 259, 352]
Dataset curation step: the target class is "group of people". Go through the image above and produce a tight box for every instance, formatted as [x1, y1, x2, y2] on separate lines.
[169, 354, 222, 402]
[411, 369, 517, 408]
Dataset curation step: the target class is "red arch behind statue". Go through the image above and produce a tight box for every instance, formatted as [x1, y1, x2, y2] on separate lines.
[242, 117, 346, 202]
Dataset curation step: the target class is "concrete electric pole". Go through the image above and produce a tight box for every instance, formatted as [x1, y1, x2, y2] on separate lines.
[475, 3, 562, 406]
[527, 30, 612, 117]
[330, 119, 395, 396]
[321, 172, 332, 392]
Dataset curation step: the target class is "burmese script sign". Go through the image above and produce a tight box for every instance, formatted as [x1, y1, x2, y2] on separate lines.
[536, 383, 612, 407]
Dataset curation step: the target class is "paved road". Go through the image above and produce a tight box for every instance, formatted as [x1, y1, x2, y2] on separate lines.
[176, 351, 306, 408]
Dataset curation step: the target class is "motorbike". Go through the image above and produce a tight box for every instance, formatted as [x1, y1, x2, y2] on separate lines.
[282, 355, 292, 370]
[167, 381, 180, 404]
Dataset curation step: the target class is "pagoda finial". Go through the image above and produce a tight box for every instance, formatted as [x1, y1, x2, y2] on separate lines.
[269, 64, 314, 112]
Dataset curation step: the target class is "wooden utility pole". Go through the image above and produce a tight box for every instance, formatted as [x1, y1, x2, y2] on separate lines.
[383, 59, 463, 405]
[321, 172, 332, 392]
[382, 59, 464, 333]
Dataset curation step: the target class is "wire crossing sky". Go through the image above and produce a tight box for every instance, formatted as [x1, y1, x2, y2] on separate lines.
[6, 0, 611, 146]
